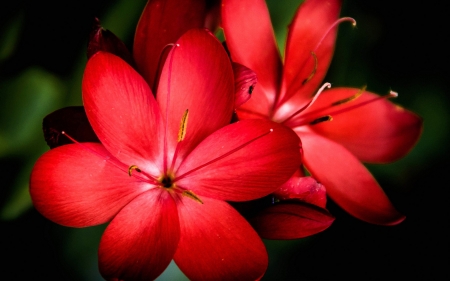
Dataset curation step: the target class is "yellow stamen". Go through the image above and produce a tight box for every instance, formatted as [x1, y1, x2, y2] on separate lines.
[302, 51, 318, 85]
[178, 109, 189, 142]
[332, 85, 366, 106]
[182, 190, 203, 204]
[128, 165, 141, 176]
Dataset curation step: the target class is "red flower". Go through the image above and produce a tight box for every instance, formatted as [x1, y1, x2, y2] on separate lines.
[222, 0, 423, 225]
[30, 29, 301, 280]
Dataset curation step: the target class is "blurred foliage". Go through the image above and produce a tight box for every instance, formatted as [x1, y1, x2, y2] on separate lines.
[0, 0, 448, 280]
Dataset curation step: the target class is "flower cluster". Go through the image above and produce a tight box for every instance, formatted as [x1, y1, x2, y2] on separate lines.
[30, 0, 422, 280]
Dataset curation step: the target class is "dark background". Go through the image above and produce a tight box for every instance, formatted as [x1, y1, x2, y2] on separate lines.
[1, 0, 448, 280]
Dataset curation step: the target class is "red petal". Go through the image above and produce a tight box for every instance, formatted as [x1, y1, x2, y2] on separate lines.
[232, 62, 257, 108]
[82, 52, 164, 176]
[300, 131, 406, 225]
[278, 0, 342, 111]
[156, 29, 234, 167]
[250, 201, 334, 239]
[174, 196, 268, 280]
[274, 174, 327, 208]
[176, 119, 301, 201]
[304, 88, 423, 163]
[222, 0, 282, 107]
[30, 143, 148, 227]
[87, 18, 134, 66]
[99, 189, 180, 281]
[235, 86, 273, 120]
[133, 0, 206, 91]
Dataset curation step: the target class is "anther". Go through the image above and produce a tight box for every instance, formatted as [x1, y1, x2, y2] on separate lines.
[170, 109, 189, 172]
[182, 190, 203, 204]
[310, 115, 333, 125]
[332, 85, 366, 106]
[310, 89, 399, 123]
[178, 109, 189, 142]
[249, 84, 255, 94]
[302, 51, 318, 85]
[389, 90, 398, 98]
[128, 165, 141, 177]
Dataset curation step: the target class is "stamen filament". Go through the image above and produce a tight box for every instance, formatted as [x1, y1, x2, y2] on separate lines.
[62, 131, 159, 184]
[163, 43, 180, 174]
[314, 90, 398, 120]
[274, 17, 356, 111]
[174, 129, 273, 181]
[313, 17, 356, 52]
[294, 90, 398, 127]
[288, 86, 366, 123]
[280, 82, 331, 125]
[153, 43, 180, 92]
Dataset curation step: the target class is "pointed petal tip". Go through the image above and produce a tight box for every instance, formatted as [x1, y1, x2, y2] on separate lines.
[87, 18, 134, 66]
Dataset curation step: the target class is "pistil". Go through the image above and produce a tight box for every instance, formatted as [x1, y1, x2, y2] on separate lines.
[274, 17, 356, 111]
[163, 43, 180, 174]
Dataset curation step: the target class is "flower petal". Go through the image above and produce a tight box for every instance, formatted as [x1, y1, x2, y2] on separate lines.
[235, 86, 274, 121]
[99, 188, 180, 281]
[250, 201, 334, 239]
[156, 29, 234, 167]
[274, 174, 327, 208]
[176, 119, 301, 201]
[30, 143, 148, 227]
[232, 62, 257, 108]
[303, 88, 423, 163]
[133, 0, 206, 90]
[82, 51, 164, 176]
[300, 130, 405, 225]
[278, 0, 342, 110]
[174, 196, 268, 281]
[222, 0, 282, 107]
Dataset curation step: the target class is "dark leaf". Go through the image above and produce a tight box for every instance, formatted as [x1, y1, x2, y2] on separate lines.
[87, 17, 134, 66]
[43, 106, 99, 149]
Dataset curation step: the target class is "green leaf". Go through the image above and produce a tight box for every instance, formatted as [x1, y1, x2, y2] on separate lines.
[0, 67, 64, 157]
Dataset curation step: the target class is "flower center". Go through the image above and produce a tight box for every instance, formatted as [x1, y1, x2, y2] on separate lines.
[160, 174, 174, 189]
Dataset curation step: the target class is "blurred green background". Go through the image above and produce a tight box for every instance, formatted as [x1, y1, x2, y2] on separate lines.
[1, 0, 448, 280]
